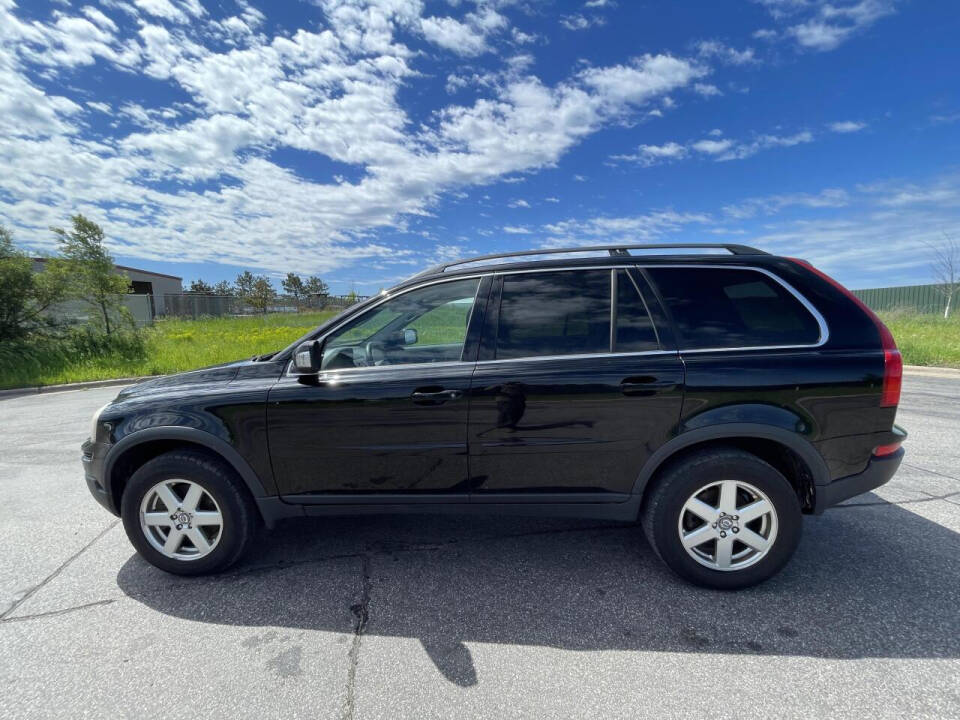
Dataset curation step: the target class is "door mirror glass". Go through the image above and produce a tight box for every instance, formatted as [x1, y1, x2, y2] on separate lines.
[402, 328, 418, 345]
[292, 340, 321, 374]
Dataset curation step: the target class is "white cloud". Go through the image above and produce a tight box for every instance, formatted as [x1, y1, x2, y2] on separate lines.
[723, 188, 850, 218]
[0, 0, 710, 276]
[690, 138, 734, 155]
[420, 5, 507, 56]
[695, 40, 756, 65]
[542, 210, 711, 246]
[545, 196, 560, 203]
[508, 199, 531, 208]
[613, 129, 813, 165]
[503, 225, 532, 234]
[560, 14, 604, 31]
[133, 0, 189, 24]
[828, 120, 866, 133]
[755, 0, 897, 52]
[693, 82, 722, 97]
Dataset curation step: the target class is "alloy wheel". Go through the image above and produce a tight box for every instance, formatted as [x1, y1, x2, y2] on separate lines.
[677, 479, 778, 571]
[139, 479, 223, 560]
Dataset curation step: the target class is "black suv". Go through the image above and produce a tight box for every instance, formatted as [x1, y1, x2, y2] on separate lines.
[82, 244, 906, 589]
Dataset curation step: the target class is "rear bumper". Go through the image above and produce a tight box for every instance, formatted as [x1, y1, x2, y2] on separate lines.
[814, 447, 904, 513]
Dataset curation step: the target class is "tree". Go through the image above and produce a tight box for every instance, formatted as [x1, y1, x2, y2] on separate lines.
[927, 233, 959, 319]
[49, 215, 130, 335]
[235, 271, 256, 299]
[211, 280, 233, 296]
[0, 225, 66, 340]
[249, 276, 275, 314]
[188, 279, 213, 294]
[282, 272, 307, 311]
[304, 275, 329, 306]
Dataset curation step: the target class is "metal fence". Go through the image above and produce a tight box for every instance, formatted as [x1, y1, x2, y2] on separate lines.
[852, 284, 949, 315]
[158, 293, 371, 319]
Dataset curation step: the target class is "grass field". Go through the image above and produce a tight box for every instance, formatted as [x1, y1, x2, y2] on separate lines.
[879, 311, 960, 369]
[0, 312, 336, 390]
[2, 309, 959, 390]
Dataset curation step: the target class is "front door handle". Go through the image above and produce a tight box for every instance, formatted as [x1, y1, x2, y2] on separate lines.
[620, 376, 676, 396]
[411, 387, 463, 405]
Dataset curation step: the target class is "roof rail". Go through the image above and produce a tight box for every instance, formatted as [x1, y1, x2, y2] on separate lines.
[419, 243, 768, 276]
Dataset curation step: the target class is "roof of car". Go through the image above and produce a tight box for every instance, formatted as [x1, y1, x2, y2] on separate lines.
[400, 243, 775, 288]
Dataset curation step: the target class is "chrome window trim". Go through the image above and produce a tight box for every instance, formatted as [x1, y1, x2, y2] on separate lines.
[475, 349, 678, 366]
[285, 262, 827, 376]
[645, 264, 829, 353]
[286, 275, 484, 377]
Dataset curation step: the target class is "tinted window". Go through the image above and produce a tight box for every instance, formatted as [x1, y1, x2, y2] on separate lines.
[321, 278, 479, 369]
[616, 270, 659, 352]
[496, 270, 610, 359]
[647, 267, 821, 349]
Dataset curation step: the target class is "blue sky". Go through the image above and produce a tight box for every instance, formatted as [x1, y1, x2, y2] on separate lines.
[1, 0, 958, 293]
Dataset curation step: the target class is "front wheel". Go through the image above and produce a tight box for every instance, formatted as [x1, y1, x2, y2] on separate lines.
[120, 450, 258, 575]
[641, 448, 802, 590]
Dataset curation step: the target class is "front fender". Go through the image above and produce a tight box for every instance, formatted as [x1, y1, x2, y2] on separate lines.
[103, 426, 270, 502]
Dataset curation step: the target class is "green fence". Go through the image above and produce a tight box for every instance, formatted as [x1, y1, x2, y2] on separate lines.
[853, 284, 948, 315]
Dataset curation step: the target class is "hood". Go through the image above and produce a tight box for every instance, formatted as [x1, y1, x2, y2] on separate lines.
[116, 359, 248, 399]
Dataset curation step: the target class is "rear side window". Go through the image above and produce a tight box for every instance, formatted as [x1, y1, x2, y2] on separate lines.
[496, 270, 610, 359]
[647, 267, 821, 350]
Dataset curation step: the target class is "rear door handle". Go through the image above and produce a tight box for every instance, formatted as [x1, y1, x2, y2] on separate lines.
[411, 387, 463, 404]
[620, 376, 676, 396]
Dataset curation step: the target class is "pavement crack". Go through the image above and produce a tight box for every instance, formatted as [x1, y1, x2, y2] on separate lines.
[902, 462, 960, 484]
[0, 599, 116, 624]
[341, 554, 371, 720]
[833, 490, 960, 508]
[0, 520, 119, 621]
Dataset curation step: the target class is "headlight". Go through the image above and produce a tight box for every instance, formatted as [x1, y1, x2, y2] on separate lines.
[89, 402, 110, 441]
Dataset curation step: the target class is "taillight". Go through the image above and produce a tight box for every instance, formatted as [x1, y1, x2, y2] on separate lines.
[788, 258, 902, 408]
[873, 442, 902, 457]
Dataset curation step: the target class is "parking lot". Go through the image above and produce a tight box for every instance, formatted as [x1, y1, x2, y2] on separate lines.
[1, 372, 958, 719]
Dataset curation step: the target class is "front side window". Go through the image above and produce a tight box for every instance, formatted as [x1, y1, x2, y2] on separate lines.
[321, 278, 480, 369]
[495, 270, 611, 359]
[646, 267, 821, 350]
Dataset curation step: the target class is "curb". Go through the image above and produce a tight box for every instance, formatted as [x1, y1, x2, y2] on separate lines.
[903, 365, 960, 379]
[0, 376, 145, 400]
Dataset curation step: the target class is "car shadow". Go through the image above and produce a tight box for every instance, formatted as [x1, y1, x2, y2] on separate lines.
[117, 497, 960, 685]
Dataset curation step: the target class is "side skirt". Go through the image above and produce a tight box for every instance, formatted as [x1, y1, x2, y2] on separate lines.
[254, 494, 641, 528]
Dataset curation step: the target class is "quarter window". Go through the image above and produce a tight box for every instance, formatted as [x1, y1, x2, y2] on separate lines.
[646, 267, 821, 349]
[321, 278, 480, 369]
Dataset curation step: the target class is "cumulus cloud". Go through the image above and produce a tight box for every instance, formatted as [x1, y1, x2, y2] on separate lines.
[0, 0, 708, 275]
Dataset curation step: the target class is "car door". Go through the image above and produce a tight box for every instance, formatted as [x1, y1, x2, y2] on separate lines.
[268, 276, 487, 499]
[468, 267, 684, 500]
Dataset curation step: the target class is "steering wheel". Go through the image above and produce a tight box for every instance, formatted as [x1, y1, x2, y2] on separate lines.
[364, 341, 388, 366]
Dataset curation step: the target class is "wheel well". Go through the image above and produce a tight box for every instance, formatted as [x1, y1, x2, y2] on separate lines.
[647, 437, 816, 512]
[109, 440, 235, 512]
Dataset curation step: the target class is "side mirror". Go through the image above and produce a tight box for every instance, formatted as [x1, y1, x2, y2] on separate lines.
[402, 328, 418, 345]
[292, 340, 322, 375]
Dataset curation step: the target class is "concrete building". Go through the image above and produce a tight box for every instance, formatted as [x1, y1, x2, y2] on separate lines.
[31, 258, 182, 323]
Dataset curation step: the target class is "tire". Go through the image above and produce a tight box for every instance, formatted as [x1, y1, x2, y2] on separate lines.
[120, 450, 258, 575]
[641, 447, 802, 590]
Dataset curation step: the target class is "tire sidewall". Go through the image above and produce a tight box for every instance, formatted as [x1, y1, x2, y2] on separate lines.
[120, 454, 251, 575]
[650, 453, 802, 590]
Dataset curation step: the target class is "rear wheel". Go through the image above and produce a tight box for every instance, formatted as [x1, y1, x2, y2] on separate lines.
[641, 448, 802, 590]
[120, 450, 257, 575]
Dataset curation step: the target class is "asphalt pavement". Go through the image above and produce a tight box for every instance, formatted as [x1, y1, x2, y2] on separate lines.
[1, 373, 958, 719]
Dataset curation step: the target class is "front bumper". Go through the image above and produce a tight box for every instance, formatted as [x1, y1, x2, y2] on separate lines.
[814, 447, 904, 513]
[82, 439, 118, 516]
